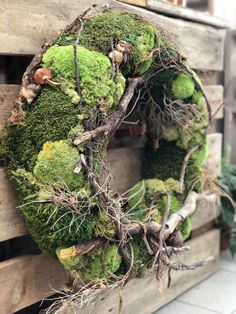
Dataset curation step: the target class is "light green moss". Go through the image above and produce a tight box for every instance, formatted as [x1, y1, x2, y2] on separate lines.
[192, 90, 203, 105]
[57, 244, 122, 280]
[33, 140, 86, 191]
[42, 45, 125, 117]
[172, 74, 195, 100]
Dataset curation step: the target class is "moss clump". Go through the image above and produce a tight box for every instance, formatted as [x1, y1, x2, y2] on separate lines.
[4, 87, 79, 171]
[33, 140, 85, 191]
[57, 244, 122, 280]
[192, 90, 203, 105]
[172, 74, 195, 100]
[42, 45, 125, 116]
[56, 12, 156, 76]
[22, 202, 98, 257]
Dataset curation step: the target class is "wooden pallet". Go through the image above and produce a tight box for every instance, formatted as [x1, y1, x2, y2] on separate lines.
[0, 0, 226, 313]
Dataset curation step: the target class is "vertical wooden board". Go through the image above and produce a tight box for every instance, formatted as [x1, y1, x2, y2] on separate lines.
[203, 85, 224, 119]
[0, 168, 26, 242]
[0, 84, 20, 130]
[68, 229, 219, 314]
[206, 133, 222, 177]
[0, 254, 68, 313]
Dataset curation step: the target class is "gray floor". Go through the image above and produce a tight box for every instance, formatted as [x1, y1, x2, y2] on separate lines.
[155, 251, 236, 314]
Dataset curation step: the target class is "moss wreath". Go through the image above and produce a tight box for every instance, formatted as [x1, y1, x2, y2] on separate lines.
[1, 7, 214, 309]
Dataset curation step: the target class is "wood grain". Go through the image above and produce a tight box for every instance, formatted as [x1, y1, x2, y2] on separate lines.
[205, 133, 222, 178]
[0, 85, 20, 130]
[0, 167, 26, 242]
[0, 84, 223, 131]
[0, 0, 225, 71]
[0, 254, 68, 313]
[203, 85, 224, 119]
[118, 0, 229, 28]
[62, 229, 220, 314]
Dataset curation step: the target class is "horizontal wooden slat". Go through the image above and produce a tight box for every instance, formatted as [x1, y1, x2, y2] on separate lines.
[0, 254, 68, 313]
[65, 229, 220, 314]
[0, 84, 222, 131]
[203, 85, 224, 119]
[0, 168, 26, 241]
[191, 194, 220, 230]
[119, 0, 230, 28]
[0, 0, 225, 71]
[114, 1, 226, 71]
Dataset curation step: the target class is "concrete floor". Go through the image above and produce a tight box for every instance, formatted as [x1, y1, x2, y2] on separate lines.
[155, 251, 236, 314]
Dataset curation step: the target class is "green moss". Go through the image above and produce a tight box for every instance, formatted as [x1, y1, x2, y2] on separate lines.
[33, 140, 85, 191]
[172, 74, 195, 100]
[132, 237, 152, 277]
[56, 12, 156, 76]
[4, 87, 79, 171]
[42, 45, 125, 116]
[162, 126, 179, 142]
[180, 216, 192, 241]
[57, 244, 122, 280]
[192, 90, 203, 105]
[22, 202, 98, 257]
[95, 210, 116, 238]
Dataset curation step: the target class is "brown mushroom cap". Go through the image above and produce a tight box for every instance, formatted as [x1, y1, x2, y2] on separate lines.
[33, 68, 52, 85]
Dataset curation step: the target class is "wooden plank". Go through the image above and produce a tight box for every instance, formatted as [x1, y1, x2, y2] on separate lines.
[119, 0, 230, 28]
[0, 83, 222, 132]
[191, 194, 220, 230]
[0, 85, 20, 130]
[0, 0, 225, 71]
[0, 167, 26, 242]
[0, 254, 68, 313]
[203, 85, 224, 119]
[205, 133, 222, 177]
[66, 229, 219, 314]
[114, 1, 226, 71]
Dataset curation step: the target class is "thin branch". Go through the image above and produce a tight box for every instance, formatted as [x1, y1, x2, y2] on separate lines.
[179, 144, 201, 192]
[73, 17, 85, 106]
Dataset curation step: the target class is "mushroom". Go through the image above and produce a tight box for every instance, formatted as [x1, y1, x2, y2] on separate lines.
[33, 68, 60, 86]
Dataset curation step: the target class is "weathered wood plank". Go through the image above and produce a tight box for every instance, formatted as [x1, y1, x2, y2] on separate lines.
[0, 0, 225, 71]
[205, 133, 222, 177]
[191, 194, 220, 230]
[109, 133, 222, 193]
[63, 229, 220, 314]
[0, 84, 222, 131]
[0, 84, 20, 130]
[0, 167, 26, 242]
[203, 85, 224, 119]
[118, 0, 230, 28]
[108, 147, 143, 193]
[0, 254, 68, 313]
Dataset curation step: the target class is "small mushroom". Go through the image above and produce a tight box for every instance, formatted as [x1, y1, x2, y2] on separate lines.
[20, 84, 41, 104]
[33, 68, 60, 86]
